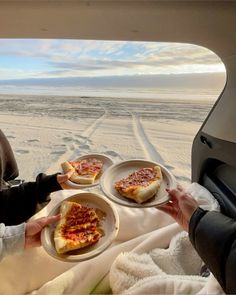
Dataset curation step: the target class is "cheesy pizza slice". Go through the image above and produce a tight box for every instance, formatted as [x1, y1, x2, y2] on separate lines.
[61, 158, 103, 184]
[114, 166, 163, 204]
[54, 201, 102, 254]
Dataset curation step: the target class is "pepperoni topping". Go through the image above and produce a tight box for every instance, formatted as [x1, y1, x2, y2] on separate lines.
[63, 230, 101, 242]
[61, 203, 101, 243]
[65, 205, 99, 225]
[115, 167, 159, 189]
[70, 158, 103, 176]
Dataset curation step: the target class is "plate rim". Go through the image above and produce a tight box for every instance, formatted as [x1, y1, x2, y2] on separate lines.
[41, 191, 119, 262]
[64, 153, 114, 188]
[100, 159, 176, 208]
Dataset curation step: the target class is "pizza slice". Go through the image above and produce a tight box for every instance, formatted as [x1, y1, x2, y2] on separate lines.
[114, 165, 163, 204]
[54, 201, 102, 254]
[61, 158, 103, 184]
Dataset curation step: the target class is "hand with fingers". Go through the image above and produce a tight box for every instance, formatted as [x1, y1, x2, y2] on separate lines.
[57, 170, 74, 189]
[25, 214, 61, 248]
[56, 170, 74, 188]
[156, 185, 199, 231]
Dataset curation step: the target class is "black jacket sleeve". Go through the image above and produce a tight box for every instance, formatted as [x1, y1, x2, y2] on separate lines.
[0, 173, 61, 225]
[189, 208, 236, 294]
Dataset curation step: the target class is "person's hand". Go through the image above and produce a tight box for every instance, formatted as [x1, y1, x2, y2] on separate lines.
[57, 170, 74, 188]
[25, 214, 61, 249]
[57, 170, 73, 184]
[156, 185, 199, 231]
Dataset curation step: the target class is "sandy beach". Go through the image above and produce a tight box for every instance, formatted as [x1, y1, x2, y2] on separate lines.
[0, 94, 215, 188]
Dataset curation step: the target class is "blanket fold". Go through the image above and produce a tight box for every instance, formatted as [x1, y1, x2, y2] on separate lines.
[110, 231, 205, 294]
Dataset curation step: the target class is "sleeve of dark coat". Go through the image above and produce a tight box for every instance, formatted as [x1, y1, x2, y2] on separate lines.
[189, 208, 236, 294]
[0, 173, 61, 225]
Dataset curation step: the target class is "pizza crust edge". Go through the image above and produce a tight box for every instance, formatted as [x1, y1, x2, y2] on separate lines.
[115, 165, 163, 204]
[54, 201, 102, 254]
[61, 161, 97, 184]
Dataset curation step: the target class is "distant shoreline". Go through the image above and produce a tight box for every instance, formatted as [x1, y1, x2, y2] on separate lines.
[0, 91, 219, 104]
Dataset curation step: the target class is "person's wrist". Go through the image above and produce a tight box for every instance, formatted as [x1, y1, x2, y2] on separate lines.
[187, 205, 199, 221]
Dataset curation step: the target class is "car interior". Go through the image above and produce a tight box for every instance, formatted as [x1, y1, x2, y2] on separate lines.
[0, 0, 236, 217]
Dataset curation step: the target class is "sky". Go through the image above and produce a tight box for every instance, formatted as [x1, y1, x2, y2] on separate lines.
[0, 39, 226, 97]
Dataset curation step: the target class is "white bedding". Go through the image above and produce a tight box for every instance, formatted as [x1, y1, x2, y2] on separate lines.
[0, 183, 224, 295]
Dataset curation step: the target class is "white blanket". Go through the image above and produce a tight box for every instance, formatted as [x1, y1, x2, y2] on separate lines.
[110, 232, 224, 295]
[0, 183, 224, 295]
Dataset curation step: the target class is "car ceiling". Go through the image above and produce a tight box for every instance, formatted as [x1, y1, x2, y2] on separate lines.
[0, 1, 235, 61]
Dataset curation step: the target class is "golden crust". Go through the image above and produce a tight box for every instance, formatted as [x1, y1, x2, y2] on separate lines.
[115, 165, 163, 204]
[61, 159, 102, 184]
[54, 201, 102, 254]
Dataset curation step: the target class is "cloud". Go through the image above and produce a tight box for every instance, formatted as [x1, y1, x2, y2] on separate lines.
[0, 39, 225, 80]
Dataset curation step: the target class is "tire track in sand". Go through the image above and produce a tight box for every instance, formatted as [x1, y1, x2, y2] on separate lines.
[131, 113, 165, 164]
[46, 111, 106, 174]
[81, 111, 107, 139]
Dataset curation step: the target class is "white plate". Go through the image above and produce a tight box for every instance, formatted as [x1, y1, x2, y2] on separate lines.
[64, 153, 114, 188]
[101, 159, 176, 208]
[41, 192, 119, 262]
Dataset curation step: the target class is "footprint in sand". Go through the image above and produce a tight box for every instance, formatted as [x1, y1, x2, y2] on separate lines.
[54, 144, 67, 148]
[26, 139, 40, 143]
[15, 149, 29, 154]
[75, 135, 87, 141]
[79, 144, 90, 151]
[74, 137, 92, 146]
[50, 150, 65, 156]
[62, 136, 74, 143]
[74, 139, 84, 145]
[103, 150, 123, 161]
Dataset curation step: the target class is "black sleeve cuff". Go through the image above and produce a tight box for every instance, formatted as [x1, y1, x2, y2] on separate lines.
[36, 173, 61, 203]
[189, 207, 207, 246]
